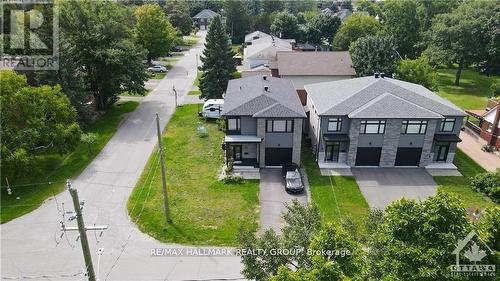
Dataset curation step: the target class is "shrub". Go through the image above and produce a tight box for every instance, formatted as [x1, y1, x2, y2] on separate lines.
[223, 175, 244, 184]
[482, 145, 496, 153]
[470, 170, 500, 202]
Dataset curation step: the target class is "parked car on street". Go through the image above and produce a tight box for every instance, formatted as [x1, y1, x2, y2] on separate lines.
[147, 65, 167, 73]
[282, 163, 304, 193]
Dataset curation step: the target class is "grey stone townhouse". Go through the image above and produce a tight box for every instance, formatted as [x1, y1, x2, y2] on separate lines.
[305, 75, 466, 170]
[222, 75, 306, 168]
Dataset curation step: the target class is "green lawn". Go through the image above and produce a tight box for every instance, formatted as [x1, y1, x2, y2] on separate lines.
[120, 89, 151, 97]
[128, 104, 259, 246]
[193, 71, 202, 87]
[188, 90, 200, 96]
[1, 101, 139, 223]
[302, 146, 369, 223]
[231, 44, 242, 56]
[434, 149, 497, 210]
[181, 35, 199, 47]
[435, 68, 499, 110]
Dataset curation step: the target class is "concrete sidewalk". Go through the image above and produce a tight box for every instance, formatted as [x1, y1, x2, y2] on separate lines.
[458, 131, 500, 172]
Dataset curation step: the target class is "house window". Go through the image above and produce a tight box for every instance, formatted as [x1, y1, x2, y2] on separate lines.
[440, 118, 455, 132]
[266, 120, 294, 132]
[327, 118, 342, 132]
[227, 118, 240, 132]
[402, 120, 427, 134]
[360, 120, 386, 134]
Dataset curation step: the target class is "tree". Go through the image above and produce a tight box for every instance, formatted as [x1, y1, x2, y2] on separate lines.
[424, 1, 496, 85]
[350, 35, 398, 77]
[238, 201, 364, 281]
[0, 71, 81, 175]
[356, 0, 383, 18]
[476, 206, 500, 252]
[395, 55, 436, 89]
[416, 0, 461, 32]
[135, 4, 177, 63]
[224, 0, 252, 44]
[165, 0, 193, 36]
[262, 0, 284, 14]
[306, 13, 341, 45]
[199, 16, 235, 100]
[58, 0, 148, 110]
[332, 14, 382, 51]
[383, 0, 421, 58]
[369, 192, 472, 280]
[270, 11, 299, 39]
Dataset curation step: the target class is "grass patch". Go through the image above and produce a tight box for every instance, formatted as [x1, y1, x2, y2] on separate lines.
[128, 104, 259, 246]
[149, 72, 167, 80]
[120, 89, 151, 97]
[193, 71, 202, 87]
[0, 101, 139, 223]
[434, 149, 497, 210]
[231, 44, 242, 55]
[188, 90, 201, 96]
[181, 35, 199, 46]
[302, 146, 369, 223]
[435, 68, 499, 109]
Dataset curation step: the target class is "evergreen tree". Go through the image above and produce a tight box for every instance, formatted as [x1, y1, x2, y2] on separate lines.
[199, 16, 235, 100]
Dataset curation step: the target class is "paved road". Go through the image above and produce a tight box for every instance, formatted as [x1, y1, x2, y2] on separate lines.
[1, 31, 246, 281]
[259, 169, 308, 234]
[352, 168, 436, 209]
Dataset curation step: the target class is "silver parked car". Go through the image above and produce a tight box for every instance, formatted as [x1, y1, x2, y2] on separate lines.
[285, 168, 304, 193]
[147, 65, 167, 73]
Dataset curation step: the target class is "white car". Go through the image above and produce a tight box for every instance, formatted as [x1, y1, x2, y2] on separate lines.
[147, 65, 167, 73]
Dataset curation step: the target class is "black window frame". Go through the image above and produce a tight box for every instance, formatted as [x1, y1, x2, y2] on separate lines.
[401, 120, 428, 134]
[226, 118, 241, 133]
[327, 118, 342, 132]
[266, 119, 294, 133]
[440, 118, 455, 132]
[360, 120, 386, 134]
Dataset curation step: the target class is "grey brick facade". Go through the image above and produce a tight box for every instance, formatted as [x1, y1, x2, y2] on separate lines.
[347, 119, 361, 166]
[419, 119, 437, 166]
[257, 118, 266, 168]
[292, 118, 302, 164]
[380, 119, 402, 167]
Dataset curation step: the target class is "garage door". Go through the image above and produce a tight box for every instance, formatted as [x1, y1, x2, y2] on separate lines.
[355, 147, 382, 166]
[265, 148, 292, 166]
[395, 148, 422, 166]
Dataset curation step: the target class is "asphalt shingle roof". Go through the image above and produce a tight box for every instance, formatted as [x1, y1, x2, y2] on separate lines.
[305, 76, 466, 118]
[277, 51, 356, 76]
[222, 76, 306, 118]
[193, 9, 217, 19]
[245, 31, 271, 43]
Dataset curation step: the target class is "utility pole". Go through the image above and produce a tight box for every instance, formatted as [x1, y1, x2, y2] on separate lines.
[66, 180, 98, 281]
[196, 54, 199, 70]
[155, 113, 172, 224]
[173, 85, 178, 108]
[61, 180, 108, 281]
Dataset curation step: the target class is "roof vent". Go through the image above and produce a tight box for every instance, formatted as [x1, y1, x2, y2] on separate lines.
[374, 72, 380, 78]
[263, 75, 267, 80]
[264, 86, 269, 92]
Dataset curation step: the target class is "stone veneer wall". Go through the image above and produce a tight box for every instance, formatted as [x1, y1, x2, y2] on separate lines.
[257, 118, 266, 168]
[419, 119, 437, 166]
[347, 119, 361, 166]
[379, 120, 401, 167]
[292, 118, 303, 164]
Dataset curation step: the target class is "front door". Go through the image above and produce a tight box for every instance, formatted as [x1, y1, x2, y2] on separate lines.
[325, 142, 340, 162]
[436, 143, 449, 162]
[232, 145, 242, 161]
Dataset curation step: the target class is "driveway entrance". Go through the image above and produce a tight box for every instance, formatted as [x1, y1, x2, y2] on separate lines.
[352, 168, 436, 209]
[259, 169, 308, 234]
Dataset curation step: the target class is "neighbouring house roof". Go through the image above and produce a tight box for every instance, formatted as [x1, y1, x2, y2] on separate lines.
[193, 9, 217, 19]
[305, 76, 466, 118]
[244, 36, 294, 60]
[484, 106, 500, 129]
[465, 109, 487, 118]
[245, 31, 271, 43]
[222, 76, 306, 118]
[277, 51, 356, 76]
[335, 9, 353, 21]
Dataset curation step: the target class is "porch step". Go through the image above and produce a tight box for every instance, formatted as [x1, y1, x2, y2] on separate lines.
[233, 166, 260, 173]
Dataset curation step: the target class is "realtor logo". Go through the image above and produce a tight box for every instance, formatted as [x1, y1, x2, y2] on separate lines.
[450, 230, 496, 277]
[1, 0, 59, 70]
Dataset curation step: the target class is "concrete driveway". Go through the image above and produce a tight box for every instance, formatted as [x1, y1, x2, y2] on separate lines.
[352, 168, 437, 209]
[259, 169, 308, 234]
